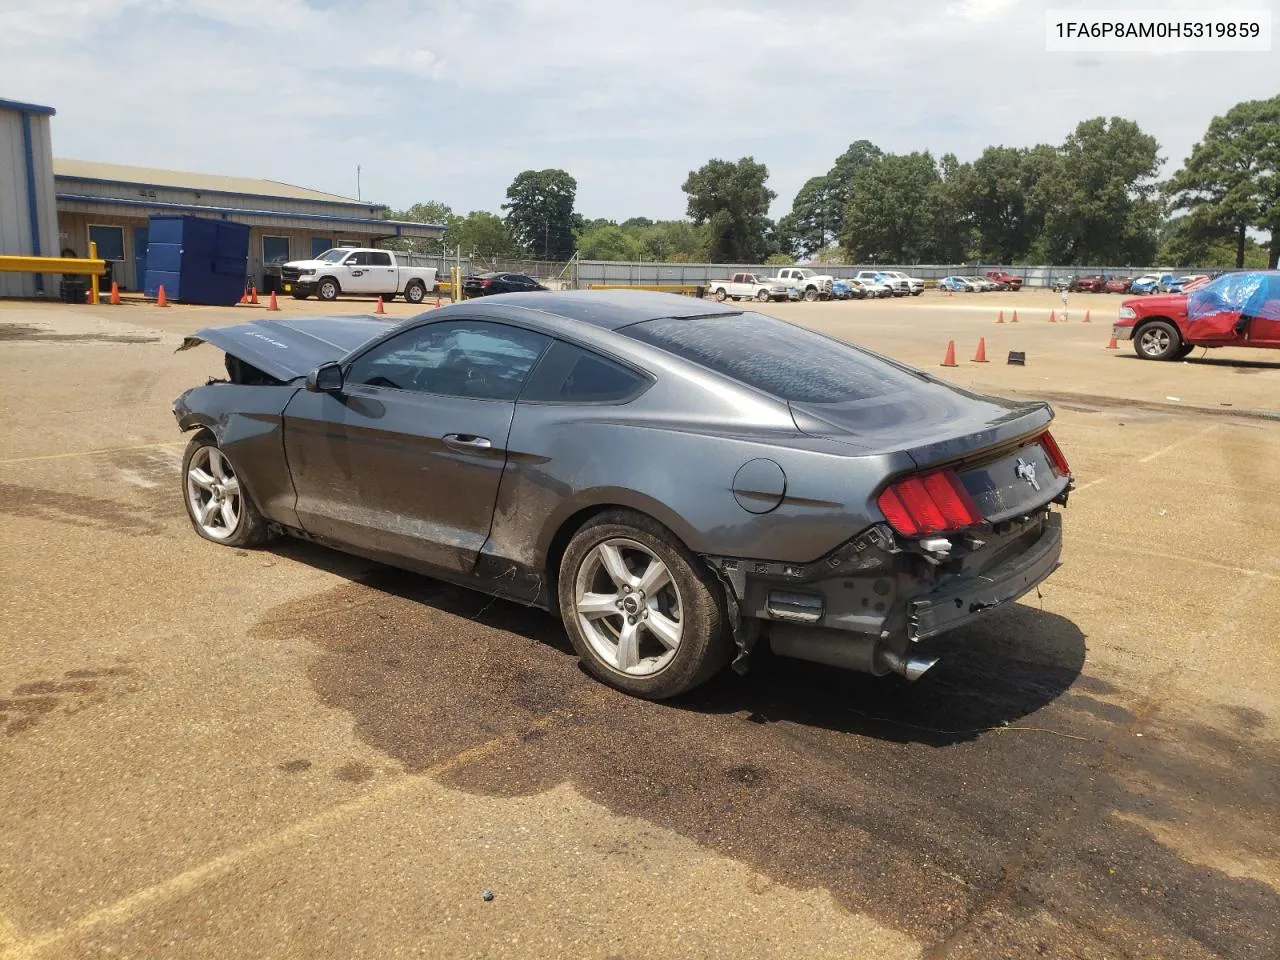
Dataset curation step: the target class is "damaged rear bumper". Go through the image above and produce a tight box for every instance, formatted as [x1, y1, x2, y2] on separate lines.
[909, 512, 1062, 641]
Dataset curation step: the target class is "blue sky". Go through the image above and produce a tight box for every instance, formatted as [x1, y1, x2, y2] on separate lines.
[1, 0, 1275, 220]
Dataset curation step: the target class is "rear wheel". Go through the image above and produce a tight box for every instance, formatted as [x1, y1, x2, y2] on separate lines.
[1134, 320, 1182, 361]
[558, 511, 730, 700]
[404, 280, 427, 304]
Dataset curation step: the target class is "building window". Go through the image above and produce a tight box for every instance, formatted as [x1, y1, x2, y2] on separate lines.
[262, 236, 290, 265]
[311, 237, 332, 258]
[88, 225, 125, 262]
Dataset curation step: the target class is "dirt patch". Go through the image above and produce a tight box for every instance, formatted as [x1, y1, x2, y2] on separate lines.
[1, 665, 138, 736]
[0, 482, 169, 537]
[252, 560, 1280, 957]
[0, 323, 159, 344]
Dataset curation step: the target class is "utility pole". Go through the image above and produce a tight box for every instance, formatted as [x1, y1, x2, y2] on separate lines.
[544, 221, 549, 261]
[356, 165, 361, 201]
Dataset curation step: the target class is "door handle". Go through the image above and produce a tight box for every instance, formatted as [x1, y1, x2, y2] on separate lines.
[443, 433, 491, 450]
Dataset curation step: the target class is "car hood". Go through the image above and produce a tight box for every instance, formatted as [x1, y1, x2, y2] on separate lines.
[178, 315, 397, 381]
[282, 259, 333, 271]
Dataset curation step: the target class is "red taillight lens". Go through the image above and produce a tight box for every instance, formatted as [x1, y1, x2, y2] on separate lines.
[1039, 431, 1071, 477]
[480, 279, 492, 287]
[876, 468, 982, 537]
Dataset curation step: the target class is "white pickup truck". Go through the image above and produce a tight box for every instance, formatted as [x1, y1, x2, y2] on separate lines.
[281, 248, 439, 304]
[769, 267, 834, 301]
[707, 272, 797, 303]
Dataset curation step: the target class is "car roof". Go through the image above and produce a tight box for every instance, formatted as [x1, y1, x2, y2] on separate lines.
[476, 289, 741, 331]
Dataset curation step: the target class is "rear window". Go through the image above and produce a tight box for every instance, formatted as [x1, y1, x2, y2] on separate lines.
[623, 312, 923, 404]
[522, 341, 650, 403]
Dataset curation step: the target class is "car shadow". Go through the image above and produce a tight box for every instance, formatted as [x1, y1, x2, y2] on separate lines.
[1114, 353, 1280, 370]
[263, 537, 1084, 747]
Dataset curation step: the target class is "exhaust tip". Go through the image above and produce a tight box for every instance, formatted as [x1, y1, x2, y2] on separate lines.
[880, 651, 940, 682]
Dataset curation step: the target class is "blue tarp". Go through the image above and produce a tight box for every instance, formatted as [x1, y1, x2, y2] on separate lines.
[1187, 271, 1280, 324]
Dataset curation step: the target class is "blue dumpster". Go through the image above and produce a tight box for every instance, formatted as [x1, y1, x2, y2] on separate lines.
[144, 215, 249, 306]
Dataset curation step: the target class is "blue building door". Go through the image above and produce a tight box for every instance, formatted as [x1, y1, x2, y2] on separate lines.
[311, 236, 332, 258]
[133, 227, 149, 292]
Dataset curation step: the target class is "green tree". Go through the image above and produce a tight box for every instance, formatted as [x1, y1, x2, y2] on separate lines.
[764, 252, 794, 265]
[502, 169, 582, 260]
[452, 211, 522, 258]
[825, 140, 884, 239]
[385, 200, 456, 254]
[576, 223, 645, 261]
[1032, 117, 1162, 264]
[682, 157, 776, 261]
[780, 176, 839, 258]
[1165, 95, 1280, 268]
[841, 152, 940, 262]
[1157, 216, 1271, 268]
[963, 145, 1057, 262]
[922, 153, 974, 262]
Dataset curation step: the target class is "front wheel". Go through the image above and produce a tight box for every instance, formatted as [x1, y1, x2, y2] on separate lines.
[714, 288, 727, 302]
[756, 289, 770, 302]
[803, 288, 818, 302]
[182, 432, 270, 547]
[403, 280, 426, 304]
[558, 511, 730, 700]
[1134, 320, 1183, 361]
[317, 277, 340, 301]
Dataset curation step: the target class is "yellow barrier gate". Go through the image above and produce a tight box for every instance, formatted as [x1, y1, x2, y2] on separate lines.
[0, 242, 107, 304]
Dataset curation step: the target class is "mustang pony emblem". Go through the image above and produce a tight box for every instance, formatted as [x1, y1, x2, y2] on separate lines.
[1015, 457, 1040, 491]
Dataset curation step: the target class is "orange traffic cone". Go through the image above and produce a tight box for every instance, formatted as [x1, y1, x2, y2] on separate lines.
[973, 337, 989, 362]
[156, 285, 168, 307]
[249, 287, 259, 305]
[109, 281, 120, 305]
[996, 310, 1004, 324]
[1011, 310, 1019, 323]
[1106, 335, 1118, 350]
[375, 295, 386, 315]
[941, 340, 958, 367]
[240, 290, 248, 304]
[1083, 309, 1091, 323]
[1048, 310, 1057, 323]
[435, 295, 441, 308]
[267, 290, 280, 312]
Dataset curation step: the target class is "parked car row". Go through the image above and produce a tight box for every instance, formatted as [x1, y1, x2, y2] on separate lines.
[938, 275, 1014, 292]
[1058, 272, 1215, 295]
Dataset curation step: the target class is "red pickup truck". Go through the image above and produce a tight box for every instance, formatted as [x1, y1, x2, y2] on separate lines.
[984, 270, 1022, 290]
[1113, 271, 1280, 360]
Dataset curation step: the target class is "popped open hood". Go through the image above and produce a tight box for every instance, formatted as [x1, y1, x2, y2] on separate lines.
[177, 316, 397, 381]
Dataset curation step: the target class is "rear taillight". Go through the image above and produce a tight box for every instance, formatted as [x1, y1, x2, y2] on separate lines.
[1039, 431, 1071, 477]
[480, 279, 492, 287]
[876, 468, 982, 537]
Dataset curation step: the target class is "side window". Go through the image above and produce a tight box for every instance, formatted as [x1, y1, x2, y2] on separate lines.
[521, 341, 650, 404]
[346, 320, 549, 401]
[344, 251, 369, 266]
[368, 251, 392, 266]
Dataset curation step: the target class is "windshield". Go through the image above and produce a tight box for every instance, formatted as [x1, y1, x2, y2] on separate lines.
[315, 249, 349, 262]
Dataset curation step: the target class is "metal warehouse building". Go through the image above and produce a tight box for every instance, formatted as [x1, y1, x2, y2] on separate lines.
[53, 159, 444, 293]
[0, 99, 60, 297]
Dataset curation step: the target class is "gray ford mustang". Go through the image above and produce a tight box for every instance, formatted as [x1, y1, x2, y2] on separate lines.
[174, 291, 1071, 699]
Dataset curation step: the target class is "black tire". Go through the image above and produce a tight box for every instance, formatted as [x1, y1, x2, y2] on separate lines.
[382, 291, 396, 302]
[1133, 320, 1182, 361]
[756, 289, 770, 302]
[1175, 342, 1196, 359]
[181, 431, 270, 548]
[911, 289, 923, 296]
[714, 288, 727, 302]
[292, 290, 310, 300]
[317, 277, 340, 301]
[557, 510, 731, 700]
[803, 288, 818, 302]
[404, 281, 428, 304]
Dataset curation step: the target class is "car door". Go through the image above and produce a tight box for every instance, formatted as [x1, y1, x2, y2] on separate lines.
[281, 318, 551, 575]
[340, 251, 374, 293]
[366, 251, 398, 294]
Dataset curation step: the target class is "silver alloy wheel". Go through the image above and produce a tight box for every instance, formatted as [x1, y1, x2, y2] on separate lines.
[186, 445, 242, 540]
[1139, 326, 1172, 357]
[406, 282, 424, 303]
[574, 537, 684, 677]
[319, 279, 338, 300]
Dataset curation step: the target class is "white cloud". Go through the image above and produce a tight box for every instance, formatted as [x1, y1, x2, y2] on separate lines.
[0, 0, 1273, 220]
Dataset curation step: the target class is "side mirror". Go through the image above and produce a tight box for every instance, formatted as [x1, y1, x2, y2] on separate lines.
[306, 361, 344, 394]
